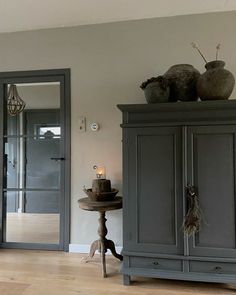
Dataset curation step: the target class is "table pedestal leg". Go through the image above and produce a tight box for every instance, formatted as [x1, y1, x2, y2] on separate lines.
[98, 211, 107, 278]
[88, 240, 99, 258]
[106, 239, 123, 261]
[88, 210, 123, 277]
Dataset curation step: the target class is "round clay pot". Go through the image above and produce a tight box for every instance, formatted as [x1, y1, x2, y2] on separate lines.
[141, 76, 170, 103]
[197, 60, 235, 100]
[143, 77, 170, 103]
[164, 64, 200, 102]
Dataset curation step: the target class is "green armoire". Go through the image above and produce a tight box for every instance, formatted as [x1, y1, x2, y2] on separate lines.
[118, 100, 236, 285]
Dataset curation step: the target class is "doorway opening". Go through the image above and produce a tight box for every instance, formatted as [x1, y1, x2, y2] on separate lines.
[0, 69, 71, 251]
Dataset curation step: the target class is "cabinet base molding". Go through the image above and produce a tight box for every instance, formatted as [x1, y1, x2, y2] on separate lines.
[122, 254, 236, 285]
[122, 266, 236, 285]
[123, 254, 236, 284]
[122, 251, 236, 263]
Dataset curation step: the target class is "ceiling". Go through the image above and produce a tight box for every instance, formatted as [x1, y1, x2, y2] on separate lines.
[1, 0, 236, 33]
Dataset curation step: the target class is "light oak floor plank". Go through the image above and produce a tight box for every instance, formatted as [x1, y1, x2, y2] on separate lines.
[0, 281, 29, 295]
[0, 250, 235, 294]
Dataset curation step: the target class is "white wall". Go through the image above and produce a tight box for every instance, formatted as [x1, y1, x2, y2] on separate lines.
[0, 11, 236, 249]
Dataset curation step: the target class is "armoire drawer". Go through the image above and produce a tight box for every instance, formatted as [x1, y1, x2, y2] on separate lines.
[189, 261, 236, 275]
[129, 256, 182, 271]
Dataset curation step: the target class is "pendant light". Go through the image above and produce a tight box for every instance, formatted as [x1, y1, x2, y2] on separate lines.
[7, 84, 26, 116]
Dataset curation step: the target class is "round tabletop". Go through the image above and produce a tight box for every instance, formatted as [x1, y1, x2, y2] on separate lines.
[78, 196, 122, 212]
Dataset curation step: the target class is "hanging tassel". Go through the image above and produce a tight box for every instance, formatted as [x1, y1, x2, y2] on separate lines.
[183, 185, 202, 236]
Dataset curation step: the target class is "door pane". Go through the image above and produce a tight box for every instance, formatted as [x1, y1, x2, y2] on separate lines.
[25, 191, 59, 213]
[5, 83, 60, 136]
[4, 132, 61, 189]
[4, 191, 60, 244]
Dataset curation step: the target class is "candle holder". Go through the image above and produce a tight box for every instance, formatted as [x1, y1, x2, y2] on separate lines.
[83, 165, 119, 201]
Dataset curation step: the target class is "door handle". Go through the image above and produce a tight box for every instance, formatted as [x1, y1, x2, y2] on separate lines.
[50, 157, 65, 161]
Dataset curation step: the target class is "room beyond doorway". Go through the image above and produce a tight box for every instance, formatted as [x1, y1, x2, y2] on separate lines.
[0, 69, 71, 251]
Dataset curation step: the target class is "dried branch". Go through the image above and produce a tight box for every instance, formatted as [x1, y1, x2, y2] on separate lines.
[216, 43, 221, 60]
[191, 42, 208, 63]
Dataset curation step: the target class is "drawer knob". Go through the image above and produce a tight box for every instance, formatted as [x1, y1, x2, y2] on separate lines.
[213, 266, 222, 273]
[153, 261, 159, 265]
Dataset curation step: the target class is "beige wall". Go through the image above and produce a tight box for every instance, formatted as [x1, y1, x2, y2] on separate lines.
[18, 84, 60, 109]
[0, 11, 236, 247]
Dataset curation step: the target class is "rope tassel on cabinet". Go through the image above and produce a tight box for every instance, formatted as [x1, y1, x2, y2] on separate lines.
[183, 185, 202, 236]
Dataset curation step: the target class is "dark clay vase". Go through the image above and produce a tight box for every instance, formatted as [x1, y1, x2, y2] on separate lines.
[141, 76, 170, 103]
[197, 60, 235, 100]
[164, 64, 200, 102]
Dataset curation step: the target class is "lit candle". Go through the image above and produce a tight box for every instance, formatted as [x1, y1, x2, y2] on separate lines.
[94, 166, 106, 179]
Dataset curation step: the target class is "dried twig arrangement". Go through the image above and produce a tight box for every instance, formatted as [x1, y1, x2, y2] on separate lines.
[191, 42, 222, 63]
[216, 43, 221, 60]
[191, 42, 208, 63]
[183, 185, 202, 236]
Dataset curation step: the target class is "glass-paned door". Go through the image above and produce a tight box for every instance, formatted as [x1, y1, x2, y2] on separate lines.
[2, 80, 67, 249]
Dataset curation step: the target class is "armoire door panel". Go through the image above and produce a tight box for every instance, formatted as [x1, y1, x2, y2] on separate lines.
[137, 133, 176, 245]
[187, 125, 236, 258]
[125, 127, 183, 254]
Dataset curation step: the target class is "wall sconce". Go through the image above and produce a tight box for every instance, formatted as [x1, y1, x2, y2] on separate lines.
[7, 84, 26, 116]
[93, 165, 106, 179]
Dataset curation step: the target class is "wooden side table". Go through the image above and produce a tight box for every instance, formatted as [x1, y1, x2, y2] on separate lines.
[78, 196, 123, 278]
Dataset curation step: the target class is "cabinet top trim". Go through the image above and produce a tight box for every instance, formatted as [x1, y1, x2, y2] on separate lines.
[117, 100, 236, 112]
[117, 100, 236, 125]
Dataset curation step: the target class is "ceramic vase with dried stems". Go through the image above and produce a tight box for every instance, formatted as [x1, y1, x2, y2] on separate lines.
[192, 42, 235, 100]
[197, 60, 235, 100]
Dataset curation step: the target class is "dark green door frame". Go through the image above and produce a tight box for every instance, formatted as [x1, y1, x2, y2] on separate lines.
[0, 69, 71, 251]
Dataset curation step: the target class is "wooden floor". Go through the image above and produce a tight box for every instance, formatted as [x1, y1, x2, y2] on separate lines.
[0, 250, 235, 294]
[6, 213, 59, 244]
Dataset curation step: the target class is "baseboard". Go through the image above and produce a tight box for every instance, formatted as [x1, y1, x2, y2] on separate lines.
[69, 243, 122, 255]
